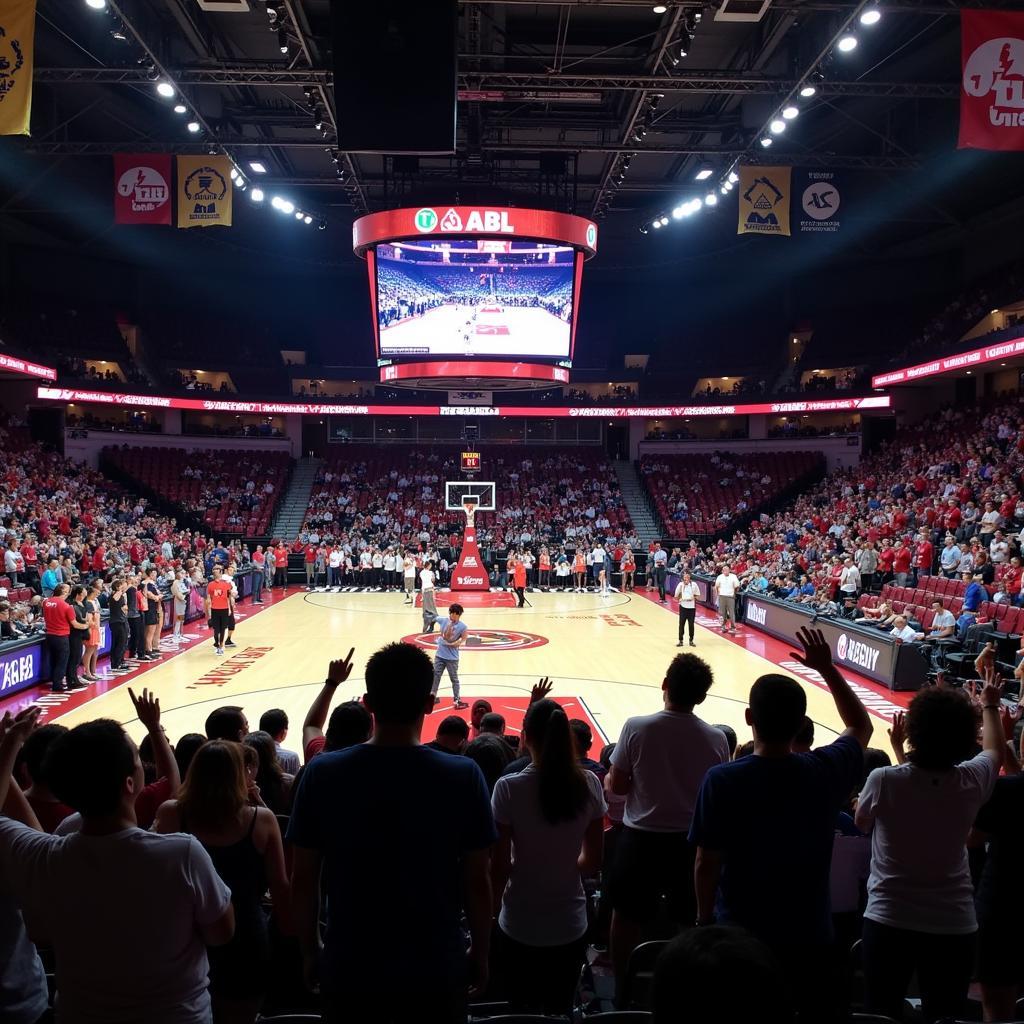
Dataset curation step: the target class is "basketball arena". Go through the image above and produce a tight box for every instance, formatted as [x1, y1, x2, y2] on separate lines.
[1, 2, 1024, 1023]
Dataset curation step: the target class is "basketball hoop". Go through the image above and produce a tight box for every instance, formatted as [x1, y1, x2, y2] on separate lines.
[463, 499, 478, 528]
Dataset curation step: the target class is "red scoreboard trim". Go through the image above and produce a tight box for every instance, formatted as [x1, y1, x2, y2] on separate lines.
[380, 360, 570, 384]
[872, 334, 1024, 388]
[352, 206, 599, 258]
[0, 354, 57, 381]
[37, 387, 890, 419]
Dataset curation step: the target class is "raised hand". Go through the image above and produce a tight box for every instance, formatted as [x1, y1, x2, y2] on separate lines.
[530, 677, 553, 704]
[980, 664, 1004, 710]
[327, 648, 356, 687]
[887, 711, 906, 752]
[0, 706, 41, 749]
[790, 626, 834, 677]
[128, 687, 161, 732]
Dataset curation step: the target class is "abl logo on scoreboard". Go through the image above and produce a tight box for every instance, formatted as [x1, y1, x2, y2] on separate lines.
[412, 207, 516, 234]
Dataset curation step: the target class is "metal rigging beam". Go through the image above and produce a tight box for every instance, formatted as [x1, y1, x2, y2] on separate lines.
[34, 66, 958, 99]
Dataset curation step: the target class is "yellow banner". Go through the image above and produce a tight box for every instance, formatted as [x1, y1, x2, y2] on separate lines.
[0, 0, 36, 136]
[176, 155, 233, 228]
[737, 165, 791, 236]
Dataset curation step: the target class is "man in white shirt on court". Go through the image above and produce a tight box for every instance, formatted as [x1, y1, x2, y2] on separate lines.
[674, 570, 700, 647]
[420, 561, 437, 633]
[714, 563, 741, 634]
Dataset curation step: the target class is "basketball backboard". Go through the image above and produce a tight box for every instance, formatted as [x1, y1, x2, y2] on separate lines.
[445, 480, 496, 511]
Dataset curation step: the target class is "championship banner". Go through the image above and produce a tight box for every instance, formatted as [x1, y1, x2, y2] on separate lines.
[176, 155, 233, 228]
[797, 170, 842, 233]
[959, 10, 1024, 151]
[737, 166, 791, 236]
[114, 154, 172, 225]
[0, 0, 36, 136]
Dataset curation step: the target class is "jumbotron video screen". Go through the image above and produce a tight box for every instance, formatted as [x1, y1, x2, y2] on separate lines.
[374, 239, 576, 359]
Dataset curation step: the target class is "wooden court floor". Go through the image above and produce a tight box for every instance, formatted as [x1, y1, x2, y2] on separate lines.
[49, 588, 888, 753]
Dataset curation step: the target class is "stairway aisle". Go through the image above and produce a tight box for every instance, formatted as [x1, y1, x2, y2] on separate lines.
[270, 456, 322, 541]
[614, 460, 662, 545]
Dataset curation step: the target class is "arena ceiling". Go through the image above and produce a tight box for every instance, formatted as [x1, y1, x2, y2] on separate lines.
[4, 0, 1024, 261]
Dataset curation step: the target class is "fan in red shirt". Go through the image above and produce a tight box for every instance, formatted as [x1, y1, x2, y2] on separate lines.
[892, 542, 912, 583]
[91, 544, 106, 573]
[914, 535, 934, 578]
[42, 588, 84, 693]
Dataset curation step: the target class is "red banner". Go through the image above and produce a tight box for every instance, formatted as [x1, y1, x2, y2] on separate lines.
[114, 154, 172, 225]
[451, 527, 490, 591]
[872, 332, 1024, 387]
[959, 11, 1024, 151]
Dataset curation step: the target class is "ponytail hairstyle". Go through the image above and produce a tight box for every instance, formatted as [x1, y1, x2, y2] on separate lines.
[523, 698, 589, 825]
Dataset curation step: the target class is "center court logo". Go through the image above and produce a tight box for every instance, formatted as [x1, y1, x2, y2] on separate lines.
[414, 208, 438, 232]
[403, 629, 549, 652]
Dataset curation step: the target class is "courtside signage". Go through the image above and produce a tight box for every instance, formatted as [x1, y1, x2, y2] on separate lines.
[38, 387, 892, 420]
[872, 333, 1024, 387]
[0, 353, 57, 380]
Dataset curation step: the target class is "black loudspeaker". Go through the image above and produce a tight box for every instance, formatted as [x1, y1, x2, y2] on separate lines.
[330, 0, 458, 154]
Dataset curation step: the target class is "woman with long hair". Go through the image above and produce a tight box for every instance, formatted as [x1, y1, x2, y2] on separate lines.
[242, 731, 294, 815]
[855, 671, 1004, 1024]
[490, 699, 606, 1014]
[65, 585, 89, 688]
[154, 740, 290, 1024]
[81, 578, 103, 680]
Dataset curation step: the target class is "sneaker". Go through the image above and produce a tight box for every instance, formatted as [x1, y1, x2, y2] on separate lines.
[225, 640, 237, 648]
[676, 642, 684, 647]
[453, 700, 469, 710]
[68, 681, 88, 690]
[51, 686, 68, 694]
[254, 600, 264, 605]
[690, 640, 696, 647]
[111, 667, 132, 675]
[215, 647, 224, 655]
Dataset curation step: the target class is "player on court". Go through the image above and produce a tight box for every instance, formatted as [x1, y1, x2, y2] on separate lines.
[420, 560, 438, 633]
[431, 602, 468, 709]
[204, 564, 234, 655]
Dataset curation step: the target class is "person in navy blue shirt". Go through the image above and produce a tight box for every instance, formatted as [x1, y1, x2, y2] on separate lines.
[287, 644, 496, 1024]
[689, 627, 872, 1023]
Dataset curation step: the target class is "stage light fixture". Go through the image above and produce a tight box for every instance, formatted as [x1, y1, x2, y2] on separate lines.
[800, 85, 817, 98]
[230, 168, 239, 181]
[672, 205, 686, 219]
[720, 185, 729, 195]
[694, 163, 713, 180]
[652, 219, 663, 229]
[278, 29, 289, 54]
[186, 121, 201, 133]
[652, 3, 667, 12]
[270, 196, 283, 209]
[770, 119, 786, 134]
[860, 6, 881, 26]
[705, 192, 717, 206]
[782, 105, 799, 119]
[145, 66, 160, 82]
[837, 34, 858, 52]
[111, 29, 127, 41]
[156, 81, 174, 99]
[679, 32, 691, 57]
[236, 178, 247, 192]
[251, 188, 265, 202]
[318, 221, 327, 231]
[265, 2, 277, 20]
[279, 199, 295, 214]
[295, 211, 304, 220]
[760, 137, 772, 147]
[304, 215, 313, 225]
[173, 103, 187, 114]
[85, 0, 106, 9]
[728, 171, 739, 183]
[249, 161, 267, 174]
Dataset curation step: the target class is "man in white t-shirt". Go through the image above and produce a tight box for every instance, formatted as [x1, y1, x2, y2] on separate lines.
[605, 653, 731, 992]
[419, 562, 437, 632]
[839, 558, 861, 599]
[0, 709, 234, 1024]
[889, 615, 922, 644]
[383, 548, 397, 591]
[714, 564, 741, 633]
[403, 553, 417, 605]
[328, 547, 344, 589]
[674, 570, 701, 647]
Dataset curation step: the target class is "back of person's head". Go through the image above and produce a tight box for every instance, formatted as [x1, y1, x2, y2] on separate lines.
[905, 687, 979, 771]
[652, 925, 793, 1024]
[244, 730, 284, 788]
[471, 699, 492, 728]
[19, 723, 69, 787]
[664, 652, 714, 708]
[862, 746, 892, 785]
[259, 708, 288, 739]
[364, 642, 433, 725]
[325, 700, 373, 751]
[792, 716, 815, 751]
[598, 741, 616, 772]
[523, 699, 590, 825]
[45, 720, 137, 818]
[734, 740, 755, 759]
[174, 733, 206, 780]
[179, 739, 247, 830]
[436, 715, 470, 745]
[569, 718, 594, 757]
[713, 723, 738, 757]
[464, 734, 512, 792]
[479, 712, 506, 735]
[748, 673, 807, 745]
[205, 705, 247, 742]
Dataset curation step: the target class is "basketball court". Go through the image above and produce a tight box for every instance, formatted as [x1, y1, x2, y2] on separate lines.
[28, 585, 904, 756]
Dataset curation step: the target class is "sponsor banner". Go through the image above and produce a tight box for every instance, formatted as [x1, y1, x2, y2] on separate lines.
[871, 333, 1024, 388]
[797, 170, 841, 233]
[959, 10, 1024, 151]
[0, 642, 41, 698]
[383, 361, 570, 385]
[448, 390, 493, 406]
[176, 155, 232, 229]
[0, 0, 35, 136]
[114, 154, 172, 225]
[353, 206, 598, 257]
[0, 353, 56, 380]
[737, 165, 791, 236]
[451, 527, 490, 591]
[37, 387, 891, 419]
